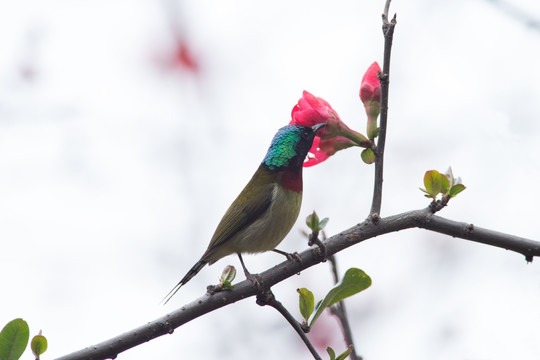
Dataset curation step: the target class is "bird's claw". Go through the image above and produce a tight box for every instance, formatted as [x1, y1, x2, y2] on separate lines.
[246, 273, 264, 290]
[273, 249, 303, 264]
[287, 251, 303, 264]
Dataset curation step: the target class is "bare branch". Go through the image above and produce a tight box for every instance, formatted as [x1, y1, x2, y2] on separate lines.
[383, 0, 392, 21]
[370, 3, 397, 216]
[256, 289, 322, 360]
[55, 208, 540, 360]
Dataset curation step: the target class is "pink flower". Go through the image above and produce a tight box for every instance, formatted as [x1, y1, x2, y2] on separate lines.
[359, 62, 381, 104]
[291, 91, 368, 142]
[359, 62, 381, 139]
[306, 311, 343, 353]
[291, 91, 342, 140]
[173, 40, 199, 72]
[290, 90, 369, 167]
[304, 136, 357, 167]
[154, 37, 199, 74]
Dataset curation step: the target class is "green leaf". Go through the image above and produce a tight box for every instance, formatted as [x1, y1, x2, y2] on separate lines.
[319, 217, 329, 230]
[0, 319, 30, 360]
[306, 211, 319, 230]
[423, 170, 443, 198]
[441, 174, 450, 195]
[326, 347, 337, 360]
[336, 345, 354, 360]
[361, 148, 375, 164]
[297, 288, 315, 322]
[31, 332, 47, 359]
[315, 299, 323, 312]
[449, 184, 466, 198]
[309, 268, 371, 327]
[220, 265, 236, 289]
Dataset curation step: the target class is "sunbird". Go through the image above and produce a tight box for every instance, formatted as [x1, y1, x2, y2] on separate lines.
[163, 123, 326, 303]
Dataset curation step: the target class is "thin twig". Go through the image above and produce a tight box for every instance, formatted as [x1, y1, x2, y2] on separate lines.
[370, 1, 397, 216]
[55, 208, 540, 360]
[383, 0, 392, 21]
[256, 289, 322, 360]
[328, 256, 362, 360]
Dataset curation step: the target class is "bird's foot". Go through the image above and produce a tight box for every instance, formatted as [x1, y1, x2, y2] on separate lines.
[288, 251, 303, 263]
[237, 253, 264, 290]
[273, 249, 303, 264]
[245, 272, 264, 290]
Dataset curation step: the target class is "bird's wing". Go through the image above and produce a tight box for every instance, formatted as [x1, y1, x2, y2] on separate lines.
[207, 181, 276, 250]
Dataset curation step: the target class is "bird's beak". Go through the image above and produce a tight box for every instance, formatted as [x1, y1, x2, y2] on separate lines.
[311, 123, 327, 133]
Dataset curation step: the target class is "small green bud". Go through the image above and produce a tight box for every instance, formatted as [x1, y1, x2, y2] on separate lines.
[361, 148, 375, 164]
[220, 265, 236, 289]
[421, 168, 466, 200]
[306, 211, 320, 230]
[31, 330, 48, 359]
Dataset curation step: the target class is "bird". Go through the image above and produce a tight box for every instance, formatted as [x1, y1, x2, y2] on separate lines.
[163, 122, 326, 303]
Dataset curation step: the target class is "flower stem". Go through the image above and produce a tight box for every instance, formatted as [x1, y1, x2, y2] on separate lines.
[339, 128, 372, 148]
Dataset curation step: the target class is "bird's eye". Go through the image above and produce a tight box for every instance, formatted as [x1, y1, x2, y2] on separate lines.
[301, 131, 310, 140]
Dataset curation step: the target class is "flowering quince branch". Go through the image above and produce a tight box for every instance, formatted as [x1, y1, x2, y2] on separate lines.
[51, 1, 540, 360]
[54, 207, 540, 360]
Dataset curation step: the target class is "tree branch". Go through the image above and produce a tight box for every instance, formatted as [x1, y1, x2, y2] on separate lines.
[256, 289, 322, 360]
[370, 1, 397, 216]
[55, 208, 540, 360]
[328, 256, 361, 360]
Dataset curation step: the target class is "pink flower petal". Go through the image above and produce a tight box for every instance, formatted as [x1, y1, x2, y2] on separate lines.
[290, 90, 343, 139]
[359, 62, 381, 103]
[304, 137, 330, 167]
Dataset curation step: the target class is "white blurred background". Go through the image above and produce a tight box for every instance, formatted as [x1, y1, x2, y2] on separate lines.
[1, 0, 539, 359]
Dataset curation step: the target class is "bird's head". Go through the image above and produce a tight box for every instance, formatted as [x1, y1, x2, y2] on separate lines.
[263, 123, 326, 171]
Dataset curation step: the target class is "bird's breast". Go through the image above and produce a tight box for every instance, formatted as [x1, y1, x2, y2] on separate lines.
[277, 167, 302, 193]
[234, 183, 302, 253]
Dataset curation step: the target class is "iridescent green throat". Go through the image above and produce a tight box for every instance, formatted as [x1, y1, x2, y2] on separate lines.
[263, 125, 304, 170]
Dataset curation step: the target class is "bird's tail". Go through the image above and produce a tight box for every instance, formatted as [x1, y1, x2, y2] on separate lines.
[162, 260, 208, 304]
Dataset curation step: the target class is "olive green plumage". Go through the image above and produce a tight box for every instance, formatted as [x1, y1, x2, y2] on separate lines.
[163, 123, 325, 303]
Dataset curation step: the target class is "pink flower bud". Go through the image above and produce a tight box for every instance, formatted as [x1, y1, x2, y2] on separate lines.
[359, 62, 382, 139]
[359, 62, 381, 104]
